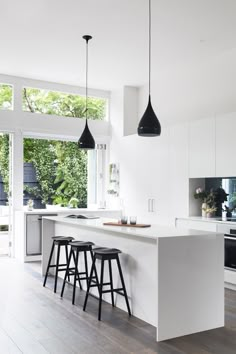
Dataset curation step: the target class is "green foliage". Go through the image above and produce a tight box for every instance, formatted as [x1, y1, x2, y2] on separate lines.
[68, 197, 79, 208]
[0, 84, 13, 110]
[194, 187, 228, 210]
[53, 141, 87, 207]
[23, 138, 87, 207]
[0, 135, 9, 195]
[22, 88, 106, 120]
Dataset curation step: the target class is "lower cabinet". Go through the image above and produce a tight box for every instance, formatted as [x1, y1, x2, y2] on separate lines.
[176, 218, 236, 288]
[26, 214, 57, 256]
[26, 215, 42, 256]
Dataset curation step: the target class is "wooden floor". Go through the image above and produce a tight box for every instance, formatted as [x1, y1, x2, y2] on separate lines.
[0, 258, 236, 354]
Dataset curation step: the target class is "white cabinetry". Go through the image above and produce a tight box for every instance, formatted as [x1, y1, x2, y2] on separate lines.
[216, 112, 236, 177]
[189, 118, 215, 178]
[176, 217, 236, 288]
[26, 214, 42, 256]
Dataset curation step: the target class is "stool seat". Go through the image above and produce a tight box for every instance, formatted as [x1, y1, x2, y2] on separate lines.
[94, 247, 121, 255]
[70, 241, 95, 247]
[53, 236, 74, 245]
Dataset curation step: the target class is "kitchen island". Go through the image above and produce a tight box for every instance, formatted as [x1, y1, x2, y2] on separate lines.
[42, 216, 224, 342]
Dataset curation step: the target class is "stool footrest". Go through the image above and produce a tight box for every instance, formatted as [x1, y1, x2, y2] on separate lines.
[48, 264, 68, 268]
[115, 290, 126, 296]
[89, 283, 100, 288]
[48, 268, 68, 273]
[102, 288, 124, 294]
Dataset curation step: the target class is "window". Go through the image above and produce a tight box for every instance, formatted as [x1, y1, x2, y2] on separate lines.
[0, 84, 13, 110]
[22, 87, 107, 120]
[23, 138, 88, 208]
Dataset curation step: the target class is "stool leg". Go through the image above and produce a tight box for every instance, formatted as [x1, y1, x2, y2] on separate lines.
[90, 250, 99, 288]
[72, 250, 82, 290]
[54, 244, 61, 293]
[43, 241, 55, 287]
[72, 249, 79, 305]
[108, 259, 115, 307]
[65, 245, 70, 282]
[83, 256, 97, 311]
[84, 251, 89, 288]
[61, 248, 73, 298]
[116, 255, 131, 316]
[98, 259, 105, 321]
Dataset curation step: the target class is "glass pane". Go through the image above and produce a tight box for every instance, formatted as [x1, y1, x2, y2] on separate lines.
[0, 84, 13, 110]
[23, 138, 88, 209]
[22, 87, 107, 120]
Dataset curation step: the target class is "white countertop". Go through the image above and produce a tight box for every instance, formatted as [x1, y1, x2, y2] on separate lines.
[177, 216, 236, 225]
[43, 216, 220, 241]
[17, 208, 120, 215]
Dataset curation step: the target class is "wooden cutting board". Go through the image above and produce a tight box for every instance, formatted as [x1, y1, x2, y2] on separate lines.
[103, 222, 151, 228]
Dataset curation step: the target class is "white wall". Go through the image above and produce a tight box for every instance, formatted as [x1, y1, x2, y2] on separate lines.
[109, 88, 189, 226]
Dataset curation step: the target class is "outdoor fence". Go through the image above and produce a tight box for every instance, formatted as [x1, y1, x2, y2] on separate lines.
[0, 163, 45, 208]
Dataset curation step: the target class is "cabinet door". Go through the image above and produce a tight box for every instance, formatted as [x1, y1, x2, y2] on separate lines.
[189, 118, 215, 178]
[216, 113, 236, 177]
[26, 214, 41, 255]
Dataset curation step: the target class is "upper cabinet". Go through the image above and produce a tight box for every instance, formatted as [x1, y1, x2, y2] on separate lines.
[189, 118, 215, 178]
[216, 112, 236, 177]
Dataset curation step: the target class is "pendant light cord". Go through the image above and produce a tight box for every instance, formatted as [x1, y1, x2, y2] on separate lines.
[85, 38, 88, 120]
[149, 0, 151, 97]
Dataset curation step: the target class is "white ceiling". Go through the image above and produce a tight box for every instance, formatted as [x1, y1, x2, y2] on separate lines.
[0, 0, 236, 121]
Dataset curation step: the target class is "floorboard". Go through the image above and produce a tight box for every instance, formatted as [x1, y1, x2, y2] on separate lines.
[0, 258, 235, 354]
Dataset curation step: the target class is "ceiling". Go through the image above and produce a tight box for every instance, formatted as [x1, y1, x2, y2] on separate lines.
[0, 0, 236, 121]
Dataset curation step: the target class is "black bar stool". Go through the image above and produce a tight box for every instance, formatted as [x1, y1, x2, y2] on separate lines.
[60, 241, 99, 305]
[43, 236, 74, 293]
[83, 247, 131, 320]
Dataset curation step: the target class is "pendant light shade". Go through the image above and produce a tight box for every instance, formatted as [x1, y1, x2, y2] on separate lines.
[138, 95, 161, 136]
[78, 119, 95, 149]
[137, 0, 161, 137]
[78, 35, 95, 150]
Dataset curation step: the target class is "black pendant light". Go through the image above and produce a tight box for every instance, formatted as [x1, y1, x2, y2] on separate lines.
[78, 35, 95, 150]
[137, 0, 161, 137]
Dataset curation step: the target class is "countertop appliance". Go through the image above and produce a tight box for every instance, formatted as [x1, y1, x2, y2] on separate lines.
[225, 228, 236, 270]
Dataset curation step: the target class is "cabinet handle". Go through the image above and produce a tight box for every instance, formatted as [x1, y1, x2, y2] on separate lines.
[148, 199, 151, 212]
[151, 199, 155, 212]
